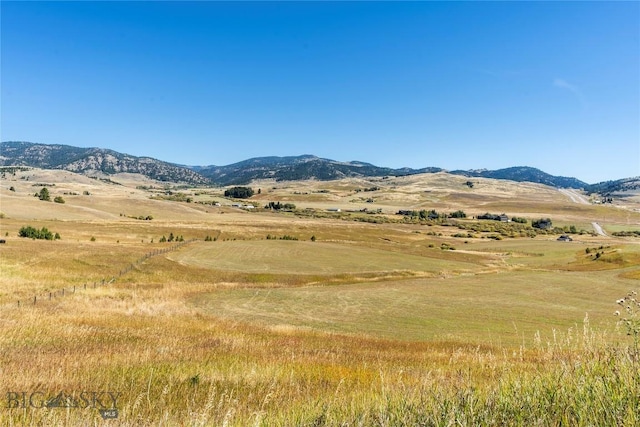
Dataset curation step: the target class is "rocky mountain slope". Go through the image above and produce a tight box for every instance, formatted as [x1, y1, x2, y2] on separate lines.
[1, 141, 614, 190]
[0, 141, 210, 185]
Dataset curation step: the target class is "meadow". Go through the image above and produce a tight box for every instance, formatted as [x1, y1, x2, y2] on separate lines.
[0, 168, 639, 425]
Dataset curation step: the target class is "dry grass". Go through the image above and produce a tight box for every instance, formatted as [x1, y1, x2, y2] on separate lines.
[1, 168, 639, 425]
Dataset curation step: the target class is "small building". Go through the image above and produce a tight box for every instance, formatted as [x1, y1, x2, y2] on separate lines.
[327, 208, 341, 212]
[557, 235, 573, 242]
[499, 214, 509, 222]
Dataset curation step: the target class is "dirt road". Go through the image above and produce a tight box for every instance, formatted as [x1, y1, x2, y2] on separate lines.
[591, 222, 607, 237]
[558, 189, 607, 236]
[558, 188, 590, 205]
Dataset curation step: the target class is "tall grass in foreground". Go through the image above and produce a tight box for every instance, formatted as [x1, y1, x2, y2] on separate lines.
[1, 304, 638, 426]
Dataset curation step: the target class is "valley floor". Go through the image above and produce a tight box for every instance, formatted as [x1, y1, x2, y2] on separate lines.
[1, 169, 639, 425]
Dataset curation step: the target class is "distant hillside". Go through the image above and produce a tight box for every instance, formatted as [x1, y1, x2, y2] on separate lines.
[450, 166, 588, 189]
[0, 141, 210, 185]
[1, 141, 597, 188]
[587, 177, 640, 195]
[196, 155, 442, 185]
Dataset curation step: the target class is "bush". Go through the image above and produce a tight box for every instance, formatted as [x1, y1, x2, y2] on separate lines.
[478, 213, 501, 221]
[532, 218, 553, 229]
[35, 187, 51, 201]
[54, 196, 65, 204]
[449, 210, 467, 219]
[18, 225, 60, 240]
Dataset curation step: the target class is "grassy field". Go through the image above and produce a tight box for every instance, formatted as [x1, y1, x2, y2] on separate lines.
[1, 168, 639, 425]
[192, 268, 637, 345]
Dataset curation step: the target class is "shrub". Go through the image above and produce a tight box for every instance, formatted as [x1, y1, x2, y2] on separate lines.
[54, 196, 65, 204]
[18, 225, 60, 240]
[532, 218, 553, 229]
[449, 210, 467, 219]
[280, 235, 298, 241]
[265, 201, 295, 210]
[35, 187, 51, 201]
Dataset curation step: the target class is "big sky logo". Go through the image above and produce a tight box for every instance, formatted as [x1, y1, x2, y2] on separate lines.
[6, 391, 120, 419]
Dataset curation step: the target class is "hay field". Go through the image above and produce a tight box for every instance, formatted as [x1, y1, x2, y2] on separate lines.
[1, 168, 639, 425]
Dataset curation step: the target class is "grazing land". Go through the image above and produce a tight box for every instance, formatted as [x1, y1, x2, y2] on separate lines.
[1, 168, 639, 425]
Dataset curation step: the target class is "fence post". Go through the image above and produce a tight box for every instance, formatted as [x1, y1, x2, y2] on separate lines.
[62, 288, 65, 296]
[49, 292, 52, 300]
[34, 296, 36, 305]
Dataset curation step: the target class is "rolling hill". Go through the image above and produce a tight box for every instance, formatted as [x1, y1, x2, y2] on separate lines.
[0, 141, 613, 189]
[0, 141, 210, 185]
[450, 166, 588, 189]
[586, 177, 640, 195]
[195, 155, 442, 185]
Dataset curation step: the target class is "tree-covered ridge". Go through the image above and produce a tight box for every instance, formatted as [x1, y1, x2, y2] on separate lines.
[450, 166, 588, 189]
[1, 141, 612, 188]
[196, 155, 434, 185]
[587, 177, 640, 195]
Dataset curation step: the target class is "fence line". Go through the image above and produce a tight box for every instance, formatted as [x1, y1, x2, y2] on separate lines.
[14, 239, 197, 308]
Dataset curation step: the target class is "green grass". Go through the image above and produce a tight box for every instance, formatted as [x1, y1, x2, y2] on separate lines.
[192, 269, 635, 346]
[169, 240, 483, 275]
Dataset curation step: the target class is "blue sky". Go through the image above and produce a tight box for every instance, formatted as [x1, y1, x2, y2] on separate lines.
[1, 1, 638, 183]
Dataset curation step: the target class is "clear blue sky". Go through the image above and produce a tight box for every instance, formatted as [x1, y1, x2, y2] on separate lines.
[2, 1, 638, 183]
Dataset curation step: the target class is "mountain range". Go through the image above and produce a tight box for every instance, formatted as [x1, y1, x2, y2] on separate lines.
[1, 141, 636, 193]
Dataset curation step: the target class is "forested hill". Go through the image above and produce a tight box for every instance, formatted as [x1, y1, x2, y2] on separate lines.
[1, 141, 599, 189]
[195, 155, 442, 185]
[450, 166, 588, 189]
[587, 177, 640, 195]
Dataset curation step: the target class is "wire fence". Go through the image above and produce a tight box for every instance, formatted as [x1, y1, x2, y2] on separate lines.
[14, 239, 197, 308]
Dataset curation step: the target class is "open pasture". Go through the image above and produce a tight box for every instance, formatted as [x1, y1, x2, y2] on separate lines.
[169, 240, 483, 276]
[193, 268, 635, 345]
[1, 168, 639, 425]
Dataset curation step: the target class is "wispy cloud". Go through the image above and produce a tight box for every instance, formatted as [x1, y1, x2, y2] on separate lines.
[553, 78, 588, 109]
